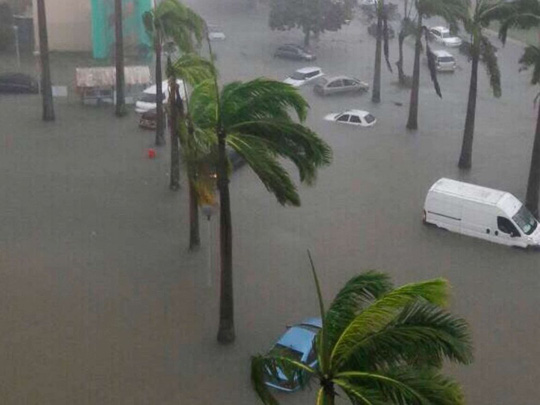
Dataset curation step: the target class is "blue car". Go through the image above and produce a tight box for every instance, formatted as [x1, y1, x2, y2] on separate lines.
[264, 317, 322, 392]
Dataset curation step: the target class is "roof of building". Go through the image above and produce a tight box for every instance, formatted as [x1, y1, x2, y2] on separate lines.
[75, 66, 151, 88]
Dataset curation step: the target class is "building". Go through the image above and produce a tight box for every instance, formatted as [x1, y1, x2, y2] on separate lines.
[32, 0, 151, 58]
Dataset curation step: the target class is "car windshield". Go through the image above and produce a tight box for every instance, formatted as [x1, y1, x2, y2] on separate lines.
[438, 57, 454, 63]
[364, 114, 375, 123]
[268, 344, 303, 363]
[290, 72, 306, 80]
[441, 31, 451, 38]
[513, 206, 538, 235]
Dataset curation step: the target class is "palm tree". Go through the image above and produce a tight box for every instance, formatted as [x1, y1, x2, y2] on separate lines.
[190, 80, 332, 344]
[457, 0, 508, 170]
[252, 258, 474, 405]
[36, 0, 55, 121]
[114, 0, 126, 117]
[500, 0, 540, 216]
[169, 54, 215, 250]
[396, 0, 416, 86]
[371, 0, 393, 103]
[143, 0, 205, 147]
[406, 0, 467, 130]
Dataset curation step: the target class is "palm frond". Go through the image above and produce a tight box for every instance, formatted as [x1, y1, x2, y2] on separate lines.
[324, 272, 393, 352]
[383, 17, 393, 72]
[479, 35, 501, 97]
[251, 355, 280, 405]
[340, 367, 466, 405]
[220, 78, 310, 124]
[142, 10, 155, 39]
[230, 120, 331, 185]
[226, 133, 301, 205]
[424, 27, 442, 98]
[519, 45, 540, 85]
[341, 300, 473, 371]
[172, 53, 215, 88]
[308, 252, 329, 375]
[417, 0, 468, 31]
[330, 278, 449, 369]
[334, 379, 387, 405]
[499, 0, 540, 44]
[154, 0, 205, 52]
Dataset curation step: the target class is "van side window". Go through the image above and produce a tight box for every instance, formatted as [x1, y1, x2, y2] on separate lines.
[497, 217, 519, 236]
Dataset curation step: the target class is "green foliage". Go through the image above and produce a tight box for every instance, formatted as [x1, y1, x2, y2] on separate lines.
[251, 264, 473, 405]
[143, 0, 205, 53]
[190, 78, 332, 206]
[499, 0, 540, 44]
[519, 45, 540, 85]
[416, 0, 468, 32]
[269, 0, 354, 38]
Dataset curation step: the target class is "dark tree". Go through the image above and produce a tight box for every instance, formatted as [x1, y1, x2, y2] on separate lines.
[36, 0, 55, 121]
[269, 0, 354, 47]
[114, 0, 126, 117]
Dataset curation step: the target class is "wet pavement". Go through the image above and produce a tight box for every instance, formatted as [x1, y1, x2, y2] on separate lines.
[1, 0, 539, 404]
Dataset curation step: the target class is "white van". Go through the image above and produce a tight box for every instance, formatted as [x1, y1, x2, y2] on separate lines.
[428, 50, 456, 72]
[135, 79, 185, 114]
[423, 178, 540, 248]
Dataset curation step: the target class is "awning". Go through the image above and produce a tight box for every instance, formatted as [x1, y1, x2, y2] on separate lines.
[75, 66, 152, 88]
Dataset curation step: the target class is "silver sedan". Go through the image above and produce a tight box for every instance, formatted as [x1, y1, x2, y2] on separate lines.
[314, 76, 369, 96]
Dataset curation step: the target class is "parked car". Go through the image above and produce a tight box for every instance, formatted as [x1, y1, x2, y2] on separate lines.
[207, 25, 226, 41]
[274, 44, 316, 61]
[324, 109, 377, 127]
[423, 178, 540, 248]
[283, 67, 324, 87]
[135, 79, 185, 114]
[367, 22, 395, 39]
[138, 108, 165, 130]
[314, 76, 369, 96]
[0, 73, 39, 94]
[264, 318, 322, 392]
[427, 49, 456, 72]
[428, 26, 462, 47]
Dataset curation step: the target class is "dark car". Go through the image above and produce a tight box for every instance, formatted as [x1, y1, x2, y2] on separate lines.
[138, 108, 165, 130]
[0, 73, 39, 94]
[459, 39, 498, 61]
[274, 44, 316, 61]
[367, 22, 395, 39]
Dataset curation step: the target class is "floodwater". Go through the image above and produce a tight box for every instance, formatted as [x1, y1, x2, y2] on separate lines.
[1, 0, 539, 404]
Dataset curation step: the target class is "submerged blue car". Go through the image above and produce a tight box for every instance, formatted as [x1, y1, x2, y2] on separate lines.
[264, 317, 322, 392]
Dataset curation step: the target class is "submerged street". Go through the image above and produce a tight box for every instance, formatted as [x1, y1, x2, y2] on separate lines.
[1, 0, 539, 404]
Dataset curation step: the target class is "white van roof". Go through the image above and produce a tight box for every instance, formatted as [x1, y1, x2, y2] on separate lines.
[430, 178, 522, 215]
[430, 178, 502, 204]
[431, 50, 453, 58]
[143, 79, 185, 97]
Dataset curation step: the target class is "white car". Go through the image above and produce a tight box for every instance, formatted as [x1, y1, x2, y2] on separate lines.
[428, 26, 462, 47]
[324, 109, 377, 127]
[135, 79, 185, 114]
[208, 25, 226, 41]
[283, 67, 324, 87]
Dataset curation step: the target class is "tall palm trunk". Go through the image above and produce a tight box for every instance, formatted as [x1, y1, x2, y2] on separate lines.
[397, 29, 406, 84]
[406, 14, 422, 130]
[303, 25, 310, 47]
[525, 101, 540, 217]
[168, 66, 181, 191]
[155, 33, 165, 146]
[217, 126, 235, 344]
[372, 9, 383, 103]
[114, 0, 126, 117]
[188, 177, 201, 250]
[458, 47, 479, 170]
[36, 0, 54, 121]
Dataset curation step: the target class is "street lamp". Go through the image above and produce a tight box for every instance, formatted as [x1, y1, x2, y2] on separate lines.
[13, 25, 20, 68]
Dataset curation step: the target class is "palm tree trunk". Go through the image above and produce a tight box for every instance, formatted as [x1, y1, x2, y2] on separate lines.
[168, 72, 181, 191]
[406, 15, 422, 130]
[303, 26, 310, 47]
[155, 34, 165, 146]
[458, 50, 479, 170]
[397, 30, 406, 85]
[525, 101, 540, 218]
[188, 175, 201, 250]
[114, 0, 126, 117]
[36, 0, 55, 121]
[372, 10, 383, 103]
[217, 126, 235, 344]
